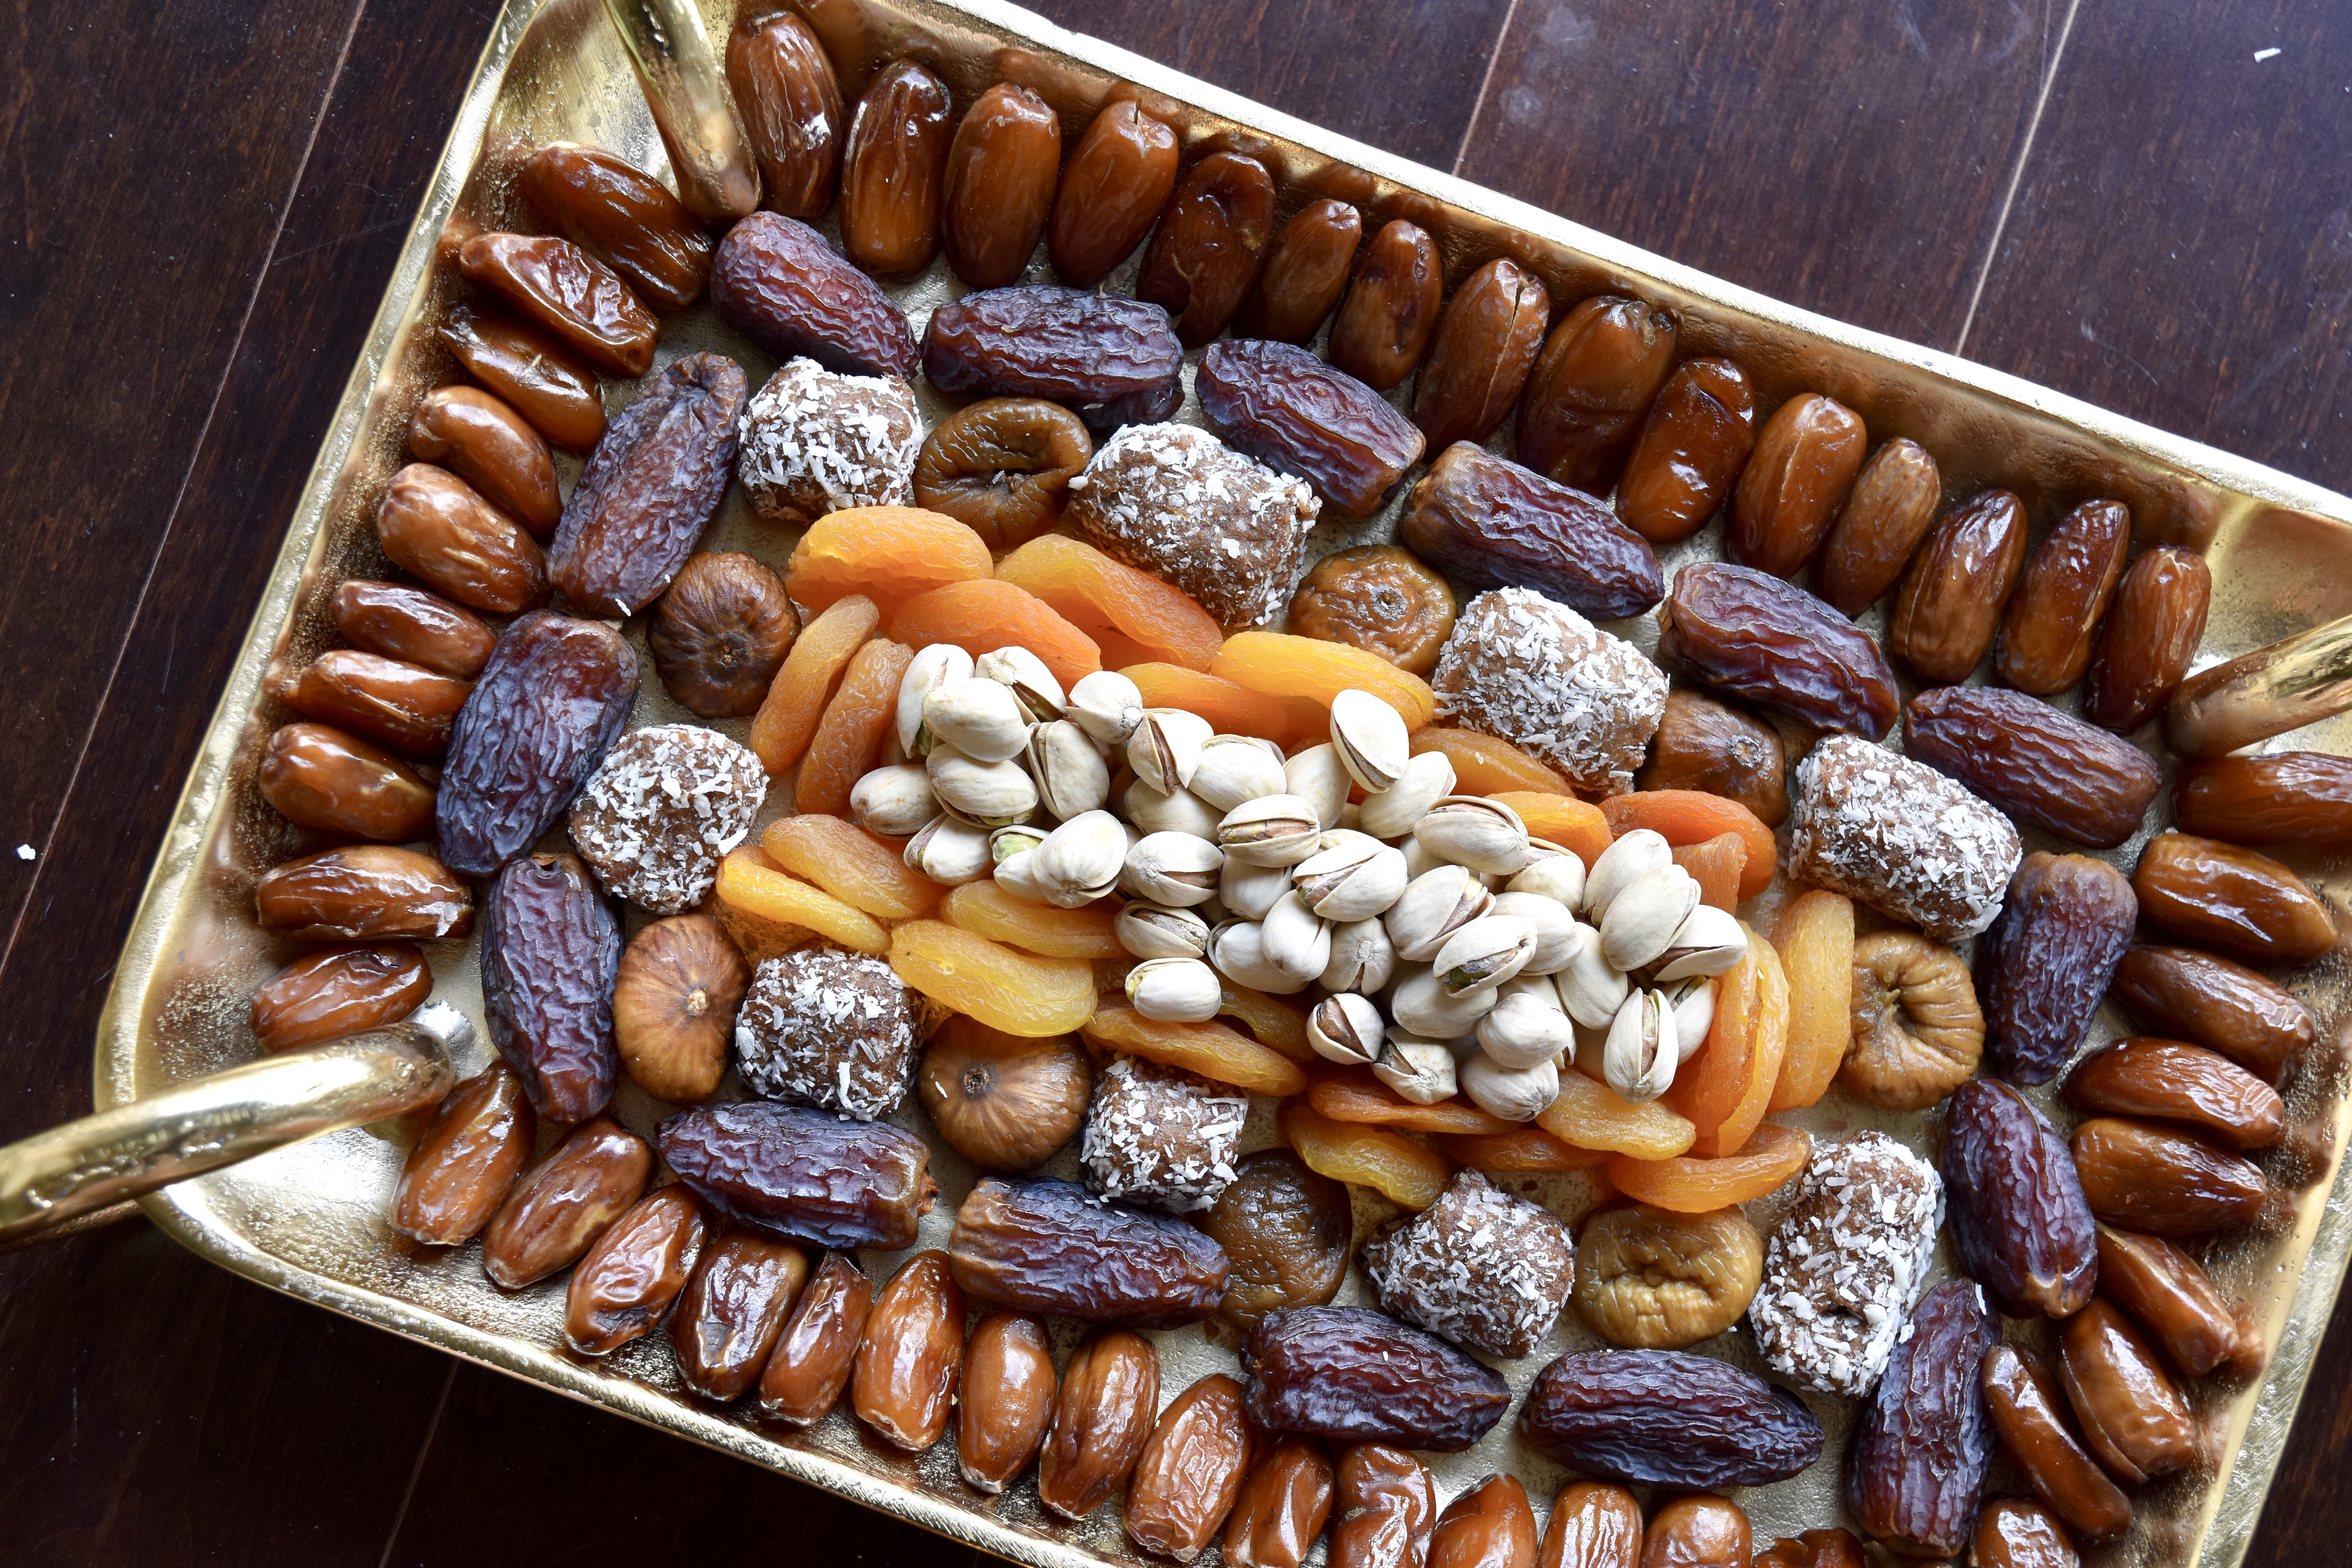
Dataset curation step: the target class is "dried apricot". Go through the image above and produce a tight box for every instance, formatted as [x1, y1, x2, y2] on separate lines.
[713, 846, 891, 957]
[1411, 729, 1570, 796]
[1668, 924, 1788, 1155]
[1486, 791, 1614, 868]
[887, 578, 1103, 688]
[888, 919, 1097, 1037]
[1308, 1068, 1517, 1134]
[1767, 889, 1853, 1111]
[942, 879, 1123, 959]
[1085, 1002, 1308, 1095]
[1436, 1127, 1610, 1171]
[1536, 1070, 1697, 1159]
[1213, 631, 1436, 730]
[796, 638, 913, 816]
[750, 594, 878, 773]
[763, 815, 943, 920]
[1600, 791, 1776, 903]
[1673, 833, 1748, 913]
[784, 506, 993, 613]
[996, 534, 1225, 672]
[1123, 663, 1289, 739]
[1219, 981, 1314, 1062]
[1281, 1100, 1449, 1210]
[1609, 1122, 1810, 1212]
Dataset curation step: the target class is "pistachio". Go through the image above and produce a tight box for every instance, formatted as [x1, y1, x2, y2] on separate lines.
[1126, 957, 1223, 1023]
[1308, 993, 1387, 1065]
[1506, 842, 1587, 908]
[1398, 836, 1448, 881]
[1260, 891, 1334, 983]
[1488, 890, 1580, 974]
[1555, 923, 1631, 1029]
[1475, 989, 1577, 1069]
[1029, 718, 1112, 819]
[1583, 828, 1673, 918]
[975, 645, 1067, 722]
[1598, 866, 1700, 971]
[1220, 855, 1292, 921]
[992, 848, 1052, 903]
[1383, 864, 1495, 963]
[905, 814, 994, 885]
[1357, 751, 1457, 839]
[897, 643, 975, 756]
[1321, 917, 1397, 993]
[929, 744, 1042, 827]
[1031, 810, 1128, 907]
[1603, 988, 1679, 1102]
[1390, 964, 1499, 1037]
[990, 823, 1048, 863]
[922, 677, 1033, 762]
[1665, 976, 1715, 1060]
[1460, 1051, 1561, 1122]
[1413, 795, 1532, 876]
[1499, 971, 1565, 1011]
[1431, 915, 1539, 997]
[1650, 903, 1748, 983]
[1068, 670, 1146, 745]
[1190, 736, 1290, 812]
[1124, 832, 1224, 907]
[1283, 742, 1353, 829]
[1128, 708, 1213, 794]
[1117, 901, 1212, 961]
[1124, 778, 1223, 840]
[1330, 688, 1412, 793]
[1374, 1033, 1458, 1103]
[1217, 794, 1323, 867]
[1207, 919, 1308, 995]
[850, 763, 938, 837]
[1292, 836, 1410, 922]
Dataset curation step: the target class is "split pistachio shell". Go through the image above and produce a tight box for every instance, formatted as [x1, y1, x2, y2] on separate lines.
[1068, 670, 1145, 744]
[1412, 795, 1532, 876]
[1260, 891, 1333, 983]
[906, 814, 995, 885]
[1356, 751, 1457, 839]
[1216, 794, 1323, 867]
[1220, 855, 1292, 921]
[1650, 903, 1748, 982]
[1597, 865, 1700, 971]
[1383, 864, 1495, 964]
[1460, 1052, 1561, 1122]
[1029, 719, 1111, 819]
[1283, 743, 1352, 829]
[990, 823, 1047, 862]
[1475, 990, 1577, 1069]
[1029, 809, 1127, 907]
[1430, 915, 1539, 997]
[1603, 988, 1679, 1102]
[1126, 957, 1223, 1022]
[1190, 736, 1290, 812]
[1292, 836, 1410, 922]
[1583, 828, 1673, 918]
[1117, 901, 1212, 960]
[1124, 831, 1224, 907]
[1321, 917, 1397, 993]
[1127, 707, 1213, 794]
[1666, 976, 1716, 1059]
[1307, 993, 1387, 1065]
[929, 745, 1041, 827]
[1330, 688, 1411, 793]
[1374, 1034, 1457, 1104]
[897, 643, 975, 755]
[1488, 890, 1581, 974]
[1124, 778, 1224, 839]
[1208, 919, 1308, 995]
[922, 677, 1032, 762]
[991, 848, 1051, 903]
[975, 645, 1066, 722]
[1390, 964, 1499, 1037]
[1555, 922, 1630, 1029]
[849, 763, 937, 837]
[1506, 843, 1587, 908]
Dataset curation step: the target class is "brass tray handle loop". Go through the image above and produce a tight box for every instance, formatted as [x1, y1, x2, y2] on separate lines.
[2169, 611, 2352, 759]
[601, 0, 760, 222]
[0, 1003, 470, 1250]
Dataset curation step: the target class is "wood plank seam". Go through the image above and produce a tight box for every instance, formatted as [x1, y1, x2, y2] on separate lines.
[1951, 0, 2085, 357]
[375, 1359, 457, 1568]
[1450, 0, 1524, 175]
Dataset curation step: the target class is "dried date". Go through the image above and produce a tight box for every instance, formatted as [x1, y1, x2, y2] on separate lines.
[565, 1185, 707, 1354]
[331, 579, 496, 681]
[1637, 687, 1786, 826]
[1813, 438, 1941, 616]
[1845, 1280, 1996, 1557]
[549, 349, 745, 615]
[1137, 151, 1278, 345]
[758, 1250, 872, 1425]
[2111, 944, 2315, 1080]
[2133, 831, 2336, 966]
[948, 1176, 1229, 1328]
[659, 1100, 938, 1249]
[1330, 1445, 1436, 1568]
[2072, 1116, 2266, 1236]
[1517, 1348, 1824, 1487]
[455, 232, 657, 377]
[1516, 295, 1678, 495]
[1996, 499, 2132, 694]
[439, 306, 605, 452]
[374, 463, 546, 617]
[1656, 562, 1899, 737]
[1887, 488, 2029, 684]
[1328, 219, 1441, 392]
[519, 142, 711, 313]
[1637, 1494, 1746, 1568]
[1614, 356, 1756, 547]
[838, 60, 953, 276]
[1047, 99, 1181, 288]
[853, 1250, 966, 1450]
[2177, 750, 2352, 848]
[2094, 1224, 2243, 1376]
[1413, 258, 1550, 451]
[2086, 546, 2211, 731]
[269, 647, 470, 760]
[1127, 1373, 1254, 1562]
[709, 211, 919, 377]
[250, 942, 430, 1053]
[1238, 198, 1362, 344]
[258, 722, 436, 842]
[1729, 393, 1867, 577]
[1938, 1079, 2098, 1318]
[407, 385, 561, 536]
[1398, 441, 1664, 620]
[1226, 1436, 1336, 1568]
[481, 1114, 653, 1289]
[1980, 1342, 2132, 1542]
[1535, 1481, 1642, 1568]
[1038, 1327, 1160, 1517]
[2066, 1038, 2284, 1150]
[254, 844, 472, 941]
[1247, 1306, 1511, 1453]
[390, 1061, 534, 1245]
[672, 1230, 810, 1402]
[923, 283, 1184, 433]
[726, 10, 844, 222]
[1427, 1473, 1535, 1568]
[1905, 686, 2160, 848]
[959, 1311, 1059, 1495]
[1972, 1501, 2079, 1568]
[482, 851, 621, 1123]
[1199, 1147, 1354, 1330]
[1199, 338, 1425, 517]
[2056, 1298, 2197, 1481]
[942, 82, 1061, 289]
[1975, 852, 2137, 1084]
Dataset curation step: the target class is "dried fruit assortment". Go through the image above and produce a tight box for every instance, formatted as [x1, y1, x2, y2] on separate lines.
[233, 47, 2333, 1561]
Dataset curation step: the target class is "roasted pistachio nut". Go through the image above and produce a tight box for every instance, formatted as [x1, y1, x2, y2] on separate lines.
[1391, 966, 1499, 1038]
[975, 644, 1067, 720]
[1130, 707, 1214, 794]
[1128, 957, 1225, 1024]
[1220, 794, 1325, 868]
[1597, 866, 1700, 972]
[1412, 796, 1531, 876]
[1294, 836, 1409, 922]
[1374, 1034, 1459, 1104]
[1182, 738, 1285, 816]
[1261, 891, 1335, 983]
[1119, 900, 1214, 961]
[1476, 989, 1575, 1069]
[1330, 688, 1411, 793]
[1322, 917, 1398, 994]
[1129, 778, 1227, 840]
[1127, 831, 1226, 907]
[1308, 993, 1387, 1065]
[1603, 988, 1678, 1102]
[1385, 864, 1495, 964]
[1285, 742, 1354, 829]
[1506, 848, 1586, 910]
[1223, 856, 1295, 921]
[849, 762, 938, 837]
[1211, 919, 1310, 996]
[1555, 924, 1631, 1030]
[1069, 669, 1147, 744]
[1028, 810, 1127, 907]
[1432, 915, 1539, 998]
[895, 642, 974, 754]
[928, 746, 1040, 827]
[1652, 902, 1747, 983]
[1666, 976, 1715, 1057]
[922, 676, 1031, 761]
[1460, 1051, 1560, 1122]
[904, 813, 993, 884]
[1357, 750, 1457, 839]
[1583, 828, 1673, 919]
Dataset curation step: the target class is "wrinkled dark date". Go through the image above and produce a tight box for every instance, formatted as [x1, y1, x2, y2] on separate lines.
[1813, 437, 1941, 616]
[1637, 687, 1787, 826]
[483, 851, 621, 1123]
[407, 385, 561, 536]
[2066, 1039, 2285, 1151]
[1845, 1280, 1996, 1557]
[2110, 945, 2315, 1080]
[254, 844, 473, 941]
[519, 142, 712, 313]
[1137, 151, 1278, 346]
[2093, 1224, 2244, 1376]
[249, 942, 431, 1053]
[1328, 1445, 1436, 1568]
[374, 463, 547, 617]
[2177, 750, 2352, 848]
[439, 306, 606, 452]
[2072, 1116, 2267, 1236]
[709, 211, 919, 377]
[1425, 1473, 1535, 1568]
[455, 232, 657, 377]
[1047, 99, 1181, 288]
[1398, 442, 1663, 620]
[671, 1230, 811, 1401]
[923, 284, 1185, 434]
[660, 1100, 938, 1249]
[1238, 198, 1362, 345]
[270, 647, 472, 759]
[948, 1176, 1230, 1328]
[1887, 488, 2030, 685]
[1250, 1307, 1511, 1453]
[1515, 295, 1678, 495]
[1938, 1079, 2098, 1318]
[332, 579, 497, 681]
[838, 59, 953, 276]
[435, 610, 637, 876]
[481, 1114, 652, 1289]
[647, 550, 798, 718]
[759, 1250, 872, 1425]
[942, 82, 1062, 290]
[911, 398, 1094, 551]
[1996, 499, 2132, 694]
[1613, 356, 1756, 548]
[258, 721, 437, 842]
[1327, 219, 1442, 392]
[1517, 1347, 1824, 1486]
[1906, 686, 2161, 848]
[564, 1185, 708, 1355]
[550, 350, 744, 616]
[2056, 1298, 2198, 1482]
[1412, 258, 1550, 453]
[2133, 830, 2337, 966]
[2087, 545, 2212, 731]
[391, 1061, 535, 1245]
[1728, 392, 1867, 578]
[1975, 851, 2138, 1084]
[1198, 339, 1425, 517]
[1980, 1342, 2132, 1542]
[1200, 1147, 1353, 1330]
[726, 10, 844, 222]
[1657, 562, 1900, 737]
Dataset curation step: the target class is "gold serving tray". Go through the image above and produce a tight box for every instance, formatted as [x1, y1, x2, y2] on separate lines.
[93, 1, 2352, 1563]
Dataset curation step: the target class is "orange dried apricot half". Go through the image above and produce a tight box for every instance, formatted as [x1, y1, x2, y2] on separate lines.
[784, 506, 993, 613]
[1600, 790, 1777, 903]
[762, 815, 942, 922]
[1667, 923, 1788, 1155]
[712, 846, 891, 959]
[796, 637, 912, 817]
[1767, 889, 1853, 1112]
[1212, 631, 1436, 730]
[1673, 832, 1748, 913]
[1608, 1122, 1811, 1212]
[941, 880, 1123, 960]
[1218, 981, 1313, 1062]
[1307, 1069, 1515, 1134]
[886, 578, 1103, 688]
[1486, 791, 1613, 869]
[1083, 1002, 1307, 1096]
[1436, 1127, 1610, 1172]
[1281, 1100, 1450, 1210]
[887, 919, 1097, 1037]
[749, 593, 878, 773]
[996, 534, 1225, 672]
[1123, 663, 1290, 739]
[1410, 728, 1570, 796]
[1535, 1069, 1696, 1160]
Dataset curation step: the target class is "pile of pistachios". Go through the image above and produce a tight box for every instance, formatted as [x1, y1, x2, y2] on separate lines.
[841, 644, 1750, 1122]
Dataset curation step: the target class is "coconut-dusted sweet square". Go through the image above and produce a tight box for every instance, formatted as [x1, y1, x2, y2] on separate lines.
[1064, 422, 1319, 628]
[568, 723, 766, 915]
[1787, 734, 2021, 941]
[1430, 587, 1667, 796]
[735, 945, 924, 1120]
[1080, 1053, 1247, 1213]
[1362, 1169, 1575, 1358]
[735, 357, 921, 526]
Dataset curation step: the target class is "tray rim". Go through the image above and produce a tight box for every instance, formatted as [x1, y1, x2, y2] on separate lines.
[91, 2, 2352, 1564]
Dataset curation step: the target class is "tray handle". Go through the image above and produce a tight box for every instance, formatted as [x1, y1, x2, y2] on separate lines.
[602, 0, 760, 222]
[2168, 610, 2352, 758]
[0, 1003, 470, 1250]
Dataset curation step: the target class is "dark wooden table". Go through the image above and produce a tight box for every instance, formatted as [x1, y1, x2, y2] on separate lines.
[1, 0, 2344, 1559]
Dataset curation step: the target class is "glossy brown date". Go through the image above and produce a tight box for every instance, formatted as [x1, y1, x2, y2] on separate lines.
[851, 1250, 965, 1450]
[407, 385, 561, 537]
[1636, 1494, 1745, 1568]
[1844, 1280, 1997, 1557]
[838, 59, 952, 276]
[1198, 338, 1425, 517]
[564, 1185, 707, 1355]
[1516, 296, 1677, 495]
[1039, 1327, 1160, 1519]
[922, 283, 1184, 434]
[1656, 562, 1899, 737]
[2057, 1297, 2198, 1482]
[331, 579, 496, 681]
[912, 398, 1094, 550]
[2086, 545, 2212, 731]
[1126, 1373, 1252, 1561]
[2094, 1224, 2244, 1376]
[959, 1311, 1058, 1495]
[948, 1176, 1229, 1327]
[660, 1100, 938, 1249]
[1518, 1348, 1822, 1487]
[254, 844, 473, 941]
[1331, 1445, 1436, 1568]
[709, 211, 919, 377]
[1613, 357, 1755, 547]
[2073, 1115, 2267, 1236]
[455, 232, 657, 377]
[758, 1250, 872, 1426]
[1137, 151, 1278, 345]
[671, 1230, 810, 1402]
[1887, 488, 2029, 684]
[439, 307, 606, 452]
[1535, 1481, 1641, 1568]
[1996, 499, 2132, 693]
[1399, 441, 1664, 620]
[2176, 750, 2352, 848]
[1980, 1342, 2131, 1542]
[1812, 437, 1940, 615]
[942, 83, 1061, 289]
[249, 942, 430, 1053]
[374, 463, 547, 617]
[1748, 1531, 1864, 1568]
[1636, 688, 1786, 826]
[258, 722, 436, 842]
[2110, 944, 2315, 1082]
[1412, 257, 1550, 452]
[1904, 684, 2161, 848]
[1972, 1500, 2078, 1568]
[482, 851, 621, 1123]
[1328, 219, 1442, 392]
[2066, 1037, 2285, 1150]
[726, 9, 844, 222]
[480, 1114, 653, 1289]
[1238, 198, 1362, 344]
[1975, 851, 2137, 1085]
[1429, 1474, 1536, 1568]
[392, 1061, 534, 1245]
[519, 142, 711, 313]
[1048, 99, 1181, 288]
[269, 647, 471, 760]
[2132, 831, 2336, 966]
[1225, 1436, 1336, 1568]
[646, 550, 797, 718]
[1938, 1079, 2098, 1318]
[1728, 393, 1866, 577]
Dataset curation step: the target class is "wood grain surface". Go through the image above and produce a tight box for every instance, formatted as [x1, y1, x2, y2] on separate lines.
[0, 1, 2345, 1563]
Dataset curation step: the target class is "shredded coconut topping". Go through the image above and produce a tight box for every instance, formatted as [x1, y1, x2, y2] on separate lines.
[568, 723, 765, 915]
[734, 945, 920, 1120]
[1430, 588, 1668, 795]
[1362, 1169, 1576, 1359]
[1080, 1054, 1247, 1213]
[1787, 734, 2021, 940]
[735, 357, 921, 526]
